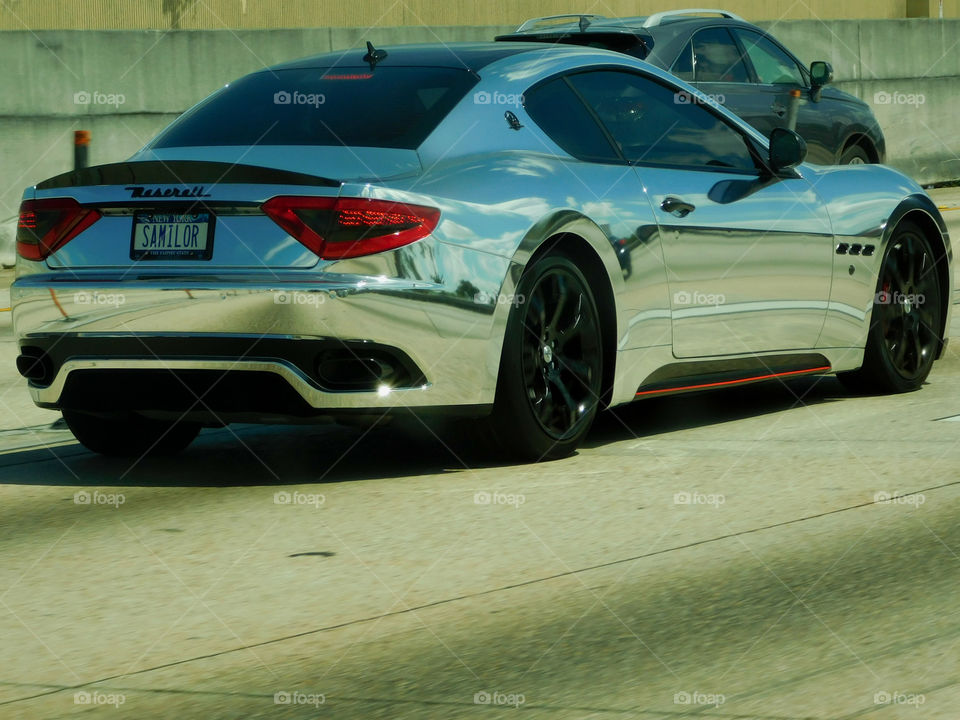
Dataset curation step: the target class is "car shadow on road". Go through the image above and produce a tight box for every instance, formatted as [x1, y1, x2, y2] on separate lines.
[0, 417, 488, 488]
[583, 374, 847, 448]
[0, 376, 850, 488]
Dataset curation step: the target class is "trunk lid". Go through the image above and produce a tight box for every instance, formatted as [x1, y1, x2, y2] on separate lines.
[31, 150, 421, 270]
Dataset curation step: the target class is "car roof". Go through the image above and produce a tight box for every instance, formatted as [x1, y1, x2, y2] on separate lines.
[502, 12, 756, 36]
[267, 42, 559, 73]
[495, 14, 778, 71]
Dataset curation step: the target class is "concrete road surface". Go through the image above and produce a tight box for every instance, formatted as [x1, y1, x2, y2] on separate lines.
[0, 190, 958, 718]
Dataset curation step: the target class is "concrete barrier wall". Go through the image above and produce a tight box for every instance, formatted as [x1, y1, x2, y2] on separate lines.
[1, 20, 958, 235]
[2, 0, 948, 31]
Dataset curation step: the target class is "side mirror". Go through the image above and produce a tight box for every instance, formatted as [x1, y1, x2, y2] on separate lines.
[809, 61, 833, 101]
[768, 128, 807, 173]
[810, 61, 833, 88]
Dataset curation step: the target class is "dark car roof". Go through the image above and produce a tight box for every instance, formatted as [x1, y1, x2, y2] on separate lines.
[499, 13, 755, 35]
[269, 42, 564, 73]
[496, 15, 768, 69]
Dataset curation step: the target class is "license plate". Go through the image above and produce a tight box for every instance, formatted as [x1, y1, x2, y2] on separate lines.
[131, 212, 214, 260]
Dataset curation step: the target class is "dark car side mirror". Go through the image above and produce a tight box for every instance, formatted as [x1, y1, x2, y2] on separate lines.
[809, 61, 833, 101]
[768, 128, 807, 173]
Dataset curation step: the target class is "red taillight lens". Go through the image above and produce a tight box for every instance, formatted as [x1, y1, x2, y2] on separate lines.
[17, 198, 102, 261]
[261, 196, 439, 260]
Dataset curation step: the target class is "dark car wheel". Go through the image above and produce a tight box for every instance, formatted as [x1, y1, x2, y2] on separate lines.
[839, 144, 870, 165]
[839, 221, 943, 394]
[63, 410, 201, 457]
[487, 254, 603, 461]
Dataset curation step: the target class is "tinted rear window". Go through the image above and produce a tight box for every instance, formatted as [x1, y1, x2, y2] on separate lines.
[524, 78, 620, 163]
[150, 67, 478, 150]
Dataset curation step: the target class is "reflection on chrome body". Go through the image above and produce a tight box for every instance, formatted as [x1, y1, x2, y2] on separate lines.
[12, 43, 951, 428]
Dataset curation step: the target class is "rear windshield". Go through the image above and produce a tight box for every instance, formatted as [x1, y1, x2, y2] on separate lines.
[150, 67, 478, 150]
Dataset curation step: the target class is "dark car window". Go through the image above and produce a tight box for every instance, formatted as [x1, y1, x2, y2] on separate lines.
[672, 40, 695, 81]
[734, 30, 805, 85]
[150, 67, 478, 150]
[566, 70, 758, 171]
[672, 27, 751, 83]
[524, 77, 621, 163]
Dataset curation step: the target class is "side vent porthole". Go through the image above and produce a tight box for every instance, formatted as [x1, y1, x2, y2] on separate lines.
[836, 243, 875, 256]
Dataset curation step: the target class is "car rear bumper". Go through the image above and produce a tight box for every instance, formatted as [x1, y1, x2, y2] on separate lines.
[12, 272, 501, 416]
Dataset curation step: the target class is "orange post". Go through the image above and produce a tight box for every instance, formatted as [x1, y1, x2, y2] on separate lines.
[74, 130, 90, 170]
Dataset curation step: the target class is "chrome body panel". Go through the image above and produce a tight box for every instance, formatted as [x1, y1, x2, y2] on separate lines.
[14, 272, 501, 408]
[800, 164, 953, 359]
[634, 166, 833, 357]
[12, 43, 952, 419]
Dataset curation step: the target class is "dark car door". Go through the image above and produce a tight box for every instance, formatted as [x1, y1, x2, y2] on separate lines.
[670, 27, 774, 136]
[565, 69, 834, 358]
[731, 28, 836, 164]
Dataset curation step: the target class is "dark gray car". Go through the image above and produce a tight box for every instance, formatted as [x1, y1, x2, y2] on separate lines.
[497, 9, 885, 165]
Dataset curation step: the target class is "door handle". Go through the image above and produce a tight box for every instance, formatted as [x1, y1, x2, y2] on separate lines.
[771, 102, 786, 116]
[660, 196, 696, 218]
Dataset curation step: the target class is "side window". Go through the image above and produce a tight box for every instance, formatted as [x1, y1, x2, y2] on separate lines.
[566, 70, 758, 172]
[523, 77, 621, 163]
[690, 27, 750, 83]
[734, 30, 804, 85]
[672, 40, 694, 81]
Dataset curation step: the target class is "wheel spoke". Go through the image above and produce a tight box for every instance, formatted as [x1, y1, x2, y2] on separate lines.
[904, 236, 917, 284]
[548, 275, 570, 335]
[557, 312, 583, 348]
[916, 307, 937, 335]
[891, 333, 907, 367]
[911, 328, 924, 371]
[548, 374, 579, 425]
[903, 330, 923, 375]
[885, 257, 906, 292]
[559, 356, 593, 385]
[528, 285, 547, 336]
[534, 389, 553, 424]
[522, 344, 540, 385]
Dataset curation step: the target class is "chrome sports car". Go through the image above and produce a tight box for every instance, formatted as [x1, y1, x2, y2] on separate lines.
[13, 43, 952, 460]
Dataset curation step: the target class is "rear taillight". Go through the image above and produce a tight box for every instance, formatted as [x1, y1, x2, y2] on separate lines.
[261, 196, 439, 260]
[17, 198, 101, 261]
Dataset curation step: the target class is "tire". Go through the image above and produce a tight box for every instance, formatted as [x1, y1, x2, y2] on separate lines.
[63, 410, 201, 457]
[838, 221, 943, 394]
[839, 144, 870, 165]
[487, 254, 604, 461]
